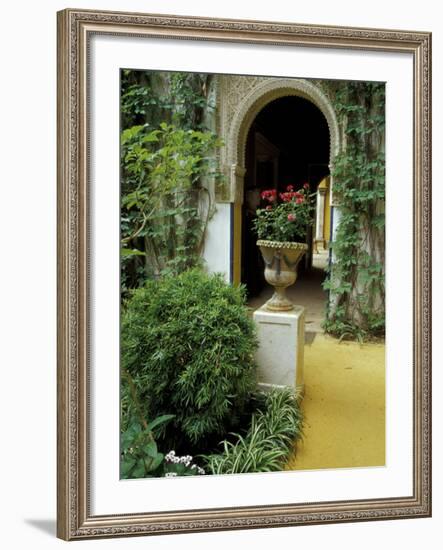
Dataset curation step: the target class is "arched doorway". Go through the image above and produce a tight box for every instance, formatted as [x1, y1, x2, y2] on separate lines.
[219, 77, 340, 289]
[241, 95, 330, 298]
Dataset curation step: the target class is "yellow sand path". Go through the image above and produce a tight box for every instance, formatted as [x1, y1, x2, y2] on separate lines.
[286, 333, 385, 470]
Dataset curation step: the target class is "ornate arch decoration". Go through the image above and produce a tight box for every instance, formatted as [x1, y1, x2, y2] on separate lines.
[220, 77, 341, 204]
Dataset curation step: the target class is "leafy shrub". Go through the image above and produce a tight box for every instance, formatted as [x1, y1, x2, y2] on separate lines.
[121, 415, 174, 479]
[121, 269, 258, 450]
[202, 388, 303, 474]
[121, 417, 205, 479]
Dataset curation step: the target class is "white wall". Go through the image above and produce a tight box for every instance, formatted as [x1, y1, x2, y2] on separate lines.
[0, 1, 441, 549]
[202, 203, 232, 280]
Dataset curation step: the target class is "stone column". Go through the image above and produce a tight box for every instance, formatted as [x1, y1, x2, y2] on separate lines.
[315, 187, 326, 242]
[253, 305, 305, 393]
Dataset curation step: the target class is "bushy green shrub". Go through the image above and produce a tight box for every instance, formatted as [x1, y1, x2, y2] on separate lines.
[202, 388, 303, 474]
[121, 269, 258, 450]
[121, 416, 206, 479]
[120, 415, 174, 479]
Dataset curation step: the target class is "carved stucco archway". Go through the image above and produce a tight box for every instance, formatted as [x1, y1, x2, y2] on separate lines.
[216, 76, 341, 284]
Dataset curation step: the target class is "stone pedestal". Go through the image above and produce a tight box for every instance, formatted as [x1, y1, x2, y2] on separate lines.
[253, 305, 305, 393]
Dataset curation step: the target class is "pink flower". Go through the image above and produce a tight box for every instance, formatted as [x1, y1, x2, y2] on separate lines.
[286, 184, 294, 192]
[280, 191, 297, 203]
[261, 189, 277, 202]
[296, 197, 304, 204]
[303, 182, 310, 190]
[266, 205, 273, 210]
[287, 213, 296, 222]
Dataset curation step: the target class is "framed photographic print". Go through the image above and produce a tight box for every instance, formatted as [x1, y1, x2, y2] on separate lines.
[57, 8, 431, 540]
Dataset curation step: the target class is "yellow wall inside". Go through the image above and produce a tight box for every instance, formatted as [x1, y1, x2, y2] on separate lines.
[234, 176, 331, 285]
[318, 176, 331, 244]
[232, 202, 242, 286]
[324, 179, 331, 243]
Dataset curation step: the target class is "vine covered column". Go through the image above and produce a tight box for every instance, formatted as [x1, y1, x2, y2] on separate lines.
[322, 81, 385, 339]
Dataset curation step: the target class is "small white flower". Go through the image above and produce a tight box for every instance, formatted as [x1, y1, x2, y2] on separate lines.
[165, 472, 178, 478]
[165, 450, 176, 462]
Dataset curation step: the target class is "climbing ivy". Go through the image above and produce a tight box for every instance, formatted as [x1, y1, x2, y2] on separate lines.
[120, 70, 222, 292]
[322, 82, 385, 339]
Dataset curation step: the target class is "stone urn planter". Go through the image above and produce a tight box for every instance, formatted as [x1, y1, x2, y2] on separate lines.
[257, 240, 308, 311]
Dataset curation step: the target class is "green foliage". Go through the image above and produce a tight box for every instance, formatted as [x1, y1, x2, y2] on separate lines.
[166, 72, 216, 129]
[121, 417, 206, 479]
[120, 416, 174, 479]
[323, 81, 385, 339]
[121, 81, 157, 120]
[202, 388, 303, 474]
[120, 70, 222, 292]
[121, 121, 222, 286]
[121, 269, 258, 450]
[252, 185, 314, 242]
[121, 70, 215, 130]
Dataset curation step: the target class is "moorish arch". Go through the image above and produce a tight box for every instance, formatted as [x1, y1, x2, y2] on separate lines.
[215, 76, 341, 284]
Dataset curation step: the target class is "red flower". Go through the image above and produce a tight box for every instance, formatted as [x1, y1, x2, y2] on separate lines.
[266, 205, 273, 210]
[287, 213, 296, 222]
[303, 182, 310, 190]
[286, 184, 294, 192]
[280, 191, 297, 203]
[296, 197, 304, 204]
[261, 189, 277, 202]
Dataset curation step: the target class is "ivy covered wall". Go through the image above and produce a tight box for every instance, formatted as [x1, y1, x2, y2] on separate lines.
[319, 80, 385, 338]
[120, 70, 221, 293]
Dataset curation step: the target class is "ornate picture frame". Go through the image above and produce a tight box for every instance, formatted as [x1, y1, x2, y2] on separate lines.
[57, 8, 431, 540]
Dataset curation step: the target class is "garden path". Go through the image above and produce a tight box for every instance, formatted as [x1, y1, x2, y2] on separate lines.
[286, 333, 385, 470]
[248, 248, 385, 470]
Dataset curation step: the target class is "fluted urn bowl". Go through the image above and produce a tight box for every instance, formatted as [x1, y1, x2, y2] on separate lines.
[257, 240, 308, 311]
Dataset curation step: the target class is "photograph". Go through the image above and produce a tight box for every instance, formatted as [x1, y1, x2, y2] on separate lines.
[119, 69, 386, 479]
[0, 0, 438, 547]
[55, 6, 431, 539]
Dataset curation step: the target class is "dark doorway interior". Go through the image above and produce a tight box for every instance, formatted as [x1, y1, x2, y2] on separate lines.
[242, 95, 330, 298]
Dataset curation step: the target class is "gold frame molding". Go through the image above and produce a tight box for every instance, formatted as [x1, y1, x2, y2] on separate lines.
[57, 8, 432, 540]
